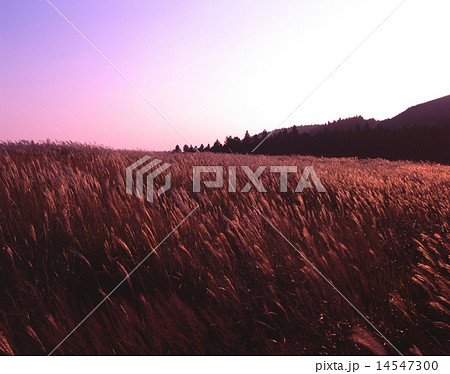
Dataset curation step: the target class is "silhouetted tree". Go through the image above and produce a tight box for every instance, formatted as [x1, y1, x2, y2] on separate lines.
[239, 131, 252, 154]
[211, 139, 222, 153]
[224, 136, 241, 153]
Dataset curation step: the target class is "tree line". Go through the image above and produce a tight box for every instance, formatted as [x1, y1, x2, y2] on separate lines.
[175, 122, 450, 164]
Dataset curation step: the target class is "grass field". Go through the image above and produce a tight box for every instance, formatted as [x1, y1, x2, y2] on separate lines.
[0, 141, 449, 355]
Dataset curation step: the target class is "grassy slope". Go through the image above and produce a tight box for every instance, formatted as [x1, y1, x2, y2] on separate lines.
[0, 142, 449, 355]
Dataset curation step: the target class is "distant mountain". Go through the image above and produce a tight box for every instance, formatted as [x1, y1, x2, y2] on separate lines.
[253, 94, 450, 138]
[380, 94, 450, 129]
[254, 116, 379, 139]
[180, 95, 450, 163]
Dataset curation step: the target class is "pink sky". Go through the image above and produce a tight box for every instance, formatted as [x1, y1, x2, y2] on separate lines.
[1, 0, 449, 150]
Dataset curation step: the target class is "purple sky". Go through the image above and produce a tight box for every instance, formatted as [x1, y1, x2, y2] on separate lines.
[1, 0, 449, 150]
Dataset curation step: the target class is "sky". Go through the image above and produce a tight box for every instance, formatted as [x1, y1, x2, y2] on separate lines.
[1, 0, 449, 150]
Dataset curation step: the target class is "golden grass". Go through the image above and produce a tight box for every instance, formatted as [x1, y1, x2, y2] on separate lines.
[0, 141, 449, 355]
